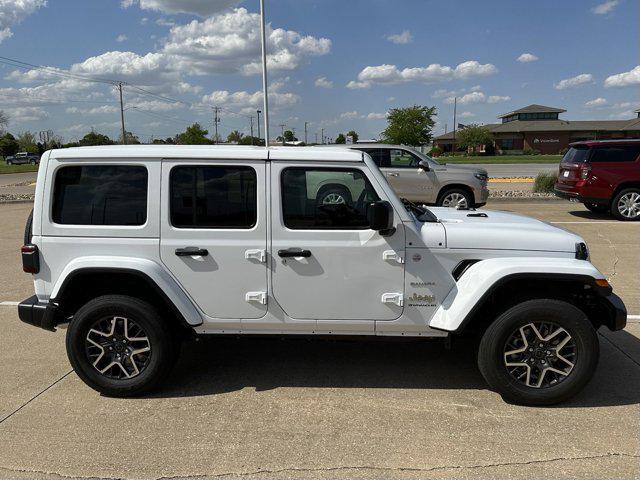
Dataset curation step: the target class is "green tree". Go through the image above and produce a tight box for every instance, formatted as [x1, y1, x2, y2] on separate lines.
[79, 131, 114, 146]
[177, 123, 212, 145]
[238, 136, 265, 146]
[381, 105, 436, 146]
[227, 130, 244, 143]
[118, 131, 140, 144]
[456, 124, 494, 152]
[346, 130, 359, 143]
[16, 131, 39, 153]
[283, 130, 297, 142]
[0, 133, 19, 158]
[335, 133, 346, 144]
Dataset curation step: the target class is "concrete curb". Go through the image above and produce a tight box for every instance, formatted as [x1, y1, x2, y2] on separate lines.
[0, 199, 35, 205]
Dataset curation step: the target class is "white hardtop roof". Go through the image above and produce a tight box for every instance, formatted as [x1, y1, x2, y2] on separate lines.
[50, 145, 365, 162]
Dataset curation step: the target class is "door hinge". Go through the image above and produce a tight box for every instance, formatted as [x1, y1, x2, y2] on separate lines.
[245, 291, 267, 305]
[245, 249, 266, 263]
[381, 292, 404, 307]
[382, 250, 404, 264]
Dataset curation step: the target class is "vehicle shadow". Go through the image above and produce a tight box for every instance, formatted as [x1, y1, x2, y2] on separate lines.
[568, 210, 613, 220]
[151, 332, 640, 408]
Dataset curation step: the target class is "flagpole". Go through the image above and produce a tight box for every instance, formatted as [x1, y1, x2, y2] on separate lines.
[259, 0, 270, 147]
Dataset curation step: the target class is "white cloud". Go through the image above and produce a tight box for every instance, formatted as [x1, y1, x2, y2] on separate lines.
[366, 112, 387, 120]
[156, 17, 176, 27]
[585, 97, 608, 107]
[163, 8, 331, 76]
[592, 0, 619, 15]
[487, 95, 511, 104]
[11, 106, 49, 122]
[201, 88, 299, 115]
[458, 111, 475, 119]
[0, 0, 46, 44]
[604, 66, 640, 88]
[116, 34, 128, 42]
[348, 60, 497, 88]
[315, 77, 333, 88]
[517, 53, 538, 63]
[66, 105, 120, 115]
[469, 85, 482, 92]
[432, 88, 460, 99]
[340, 111, 359, 120]
[554, 73, 593, 90]
[122, 0, 241, 17]
[446, 92, 485, 105]
[609, 110, 636, 119]
[386, 30, 413, 44]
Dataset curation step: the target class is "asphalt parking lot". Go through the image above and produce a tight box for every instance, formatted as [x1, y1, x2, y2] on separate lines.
[0, 200, 638, 480]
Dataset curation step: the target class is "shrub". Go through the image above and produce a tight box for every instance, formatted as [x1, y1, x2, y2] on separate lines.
[428, 146, 442, 157]
[523, 148, 541, 156]
[533, 172, 557, 193]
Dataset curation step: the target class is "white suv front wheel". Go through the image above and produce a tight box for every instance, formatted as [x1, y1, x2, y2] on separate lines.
[477, 299, 599, 405]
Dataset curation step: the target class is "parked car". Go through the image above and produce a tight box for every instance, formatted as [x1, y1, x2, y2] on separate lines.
[554, 139, 640, 221]
[18, 145, 625, 405]
[6, 152, 40, 165]
[330, 144, 489, 209]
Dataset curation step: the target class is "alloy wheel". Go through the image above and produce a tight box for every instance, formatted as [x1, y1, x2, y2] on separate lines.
[617, 192, 640, 219]
[85, 316, 151, 379]
[503, 322, 576, 388]
[441, 192, 468, 209]
[322, 192, 346, 205]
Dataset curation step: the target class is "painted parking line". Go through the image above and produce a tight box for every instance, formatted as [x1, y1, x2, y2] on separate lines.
[0, 301, 19, 306]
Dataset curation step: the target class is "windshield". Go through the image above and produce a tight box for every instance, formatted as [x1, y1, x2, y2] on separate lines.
[562, 146, 590, 164]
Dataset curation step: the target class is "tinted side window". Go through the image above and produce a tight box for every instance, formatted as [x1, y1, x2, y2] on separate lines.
[52, 165, 147, 225]
[390, 149, 420, 168]
[170, 166, 257, 229]
[590, 146, 640, 163]
[282, 168, 379, 229]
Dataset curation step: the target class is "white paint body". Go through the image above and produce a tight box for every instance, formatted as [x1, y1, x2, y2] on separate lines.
[29, 145, 603, 336]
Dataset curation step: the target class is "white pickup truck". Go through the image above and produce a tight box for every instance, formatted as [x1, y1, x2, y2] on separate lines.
[18, 145, 626, 405]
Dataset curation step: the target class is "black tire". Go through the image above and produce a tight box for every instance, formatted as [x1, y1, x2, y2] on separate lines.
[6, 160, 12, 165]
[66, 295, 178, 397]
[478, 299, 599, 406]
[610, 188, 640, 221]
[23, 208, 33, 245]
[437, 188, 473, 208]
[583, 202, 609, 214]
[316, 186, 352, 206]
[30, 159, 36, 165]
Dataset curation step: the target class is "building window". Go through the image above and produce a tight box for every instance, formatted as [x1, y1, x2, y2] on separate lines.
[500, 139, 515, 150]
[52, 165, 148, 226]
[170, 166, 257, 229]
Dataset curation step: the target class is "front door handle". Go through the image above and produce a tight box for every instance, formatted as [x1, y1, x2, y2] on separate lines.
[387, 172, 399, 177]
[175, 247, 209, 257]
[278, 248, 311, 258]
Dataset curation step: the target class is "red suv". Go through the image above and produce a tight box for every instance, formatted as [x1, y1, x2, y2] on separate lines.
[554, 140, 640, 221]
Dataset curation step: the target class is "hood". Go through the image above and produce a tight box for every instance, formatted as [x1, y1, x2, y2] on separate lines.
[427, 207, 583, 253]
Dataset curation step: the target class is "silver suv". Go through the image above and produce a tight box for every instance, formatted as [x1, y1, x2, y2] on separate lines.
[344, 144, 488, 208]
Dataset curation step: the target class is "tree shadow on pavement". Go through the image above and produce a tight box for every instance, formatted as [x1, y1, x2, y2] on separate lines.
[151, 331, 640, 408]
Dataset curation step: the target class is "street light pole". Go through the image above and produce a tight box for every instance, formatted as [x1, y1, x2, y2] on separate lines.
[259, 0, 270, 147]
[256, 110, 262, 143]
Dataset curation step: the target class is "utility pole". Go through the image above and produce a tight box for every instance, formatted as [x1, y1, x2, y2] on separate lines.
[315, 132, 318, 144]
[452, 97, 457, 153]
[259, 0, 270, 146]
[39, 130, 52, 150]
[321, 128, 325, 145]
[212, 106, 221, 144]
[304, 121, 308, 144]
[256, 110, 261, 143]
[249, 116, 254, 145]
[279, 124, 286, 145]
[118, 82, 126, 145]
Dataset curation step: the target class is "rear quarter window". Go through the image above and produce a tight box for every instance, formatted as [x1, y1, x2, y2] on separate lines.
[52, 165, 148, 226]
[561, 147, 590, 164]
[590, 145, 640, 163]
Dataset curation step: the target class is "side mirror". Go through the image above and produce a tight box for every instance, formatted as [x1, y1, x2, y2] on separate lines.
[367, 201, 395, 236]
[418, 160, 430, 171]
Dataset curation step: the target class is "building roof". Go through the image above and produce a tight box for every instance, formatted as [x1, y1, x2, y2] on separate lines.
[434, 118, 640, 141]
[50, 145, 366, 162]
[497, 104, 566, 119]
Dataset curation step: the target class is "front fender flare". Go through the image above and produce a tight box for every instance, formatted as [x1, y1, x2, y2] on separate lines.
[429, 257, 606, 332]
[50, 256, 203, 326]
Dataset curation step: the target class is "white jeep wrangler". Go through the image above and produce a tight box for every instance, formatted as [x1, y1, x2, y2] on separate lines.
[18, 145, 626, 405]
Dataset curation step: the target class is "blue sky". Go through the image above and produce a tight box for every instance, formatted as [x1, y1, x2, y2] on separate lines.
[0, 0, 638, 142]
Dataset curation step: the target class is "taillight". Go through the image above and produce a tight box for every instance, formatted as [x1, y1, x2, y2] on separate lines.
[580, 163, 591, 180]
[21, 244, 39, 273]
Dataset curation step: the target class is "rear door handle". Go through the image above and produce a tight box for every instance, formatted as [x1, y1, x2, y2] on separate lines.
[175, 247, 209, 257]
[278, 248, 311, 258]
